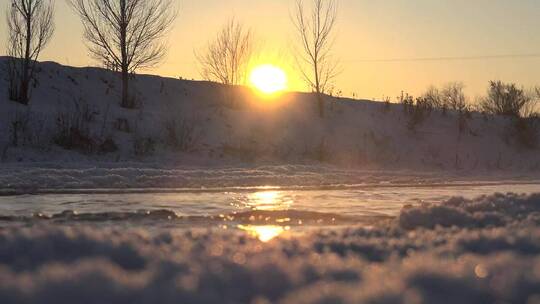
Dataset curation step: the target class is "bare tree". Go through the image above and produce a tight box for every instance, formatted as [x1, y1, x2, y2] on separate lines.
[422, 86, 442, 108]
[6, 0, 55, 105]
[480, 81, 532, 117]
[196, 19, 254, 86]
[441, 82, 467, 112]
[68, 0, 177, 108]
[292, 0, 339, 118]
[421, 82, 468, 112]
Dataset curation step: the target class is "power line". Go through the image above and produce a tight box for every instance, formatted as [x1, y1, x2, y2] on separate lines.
[344, 53, 540, 63]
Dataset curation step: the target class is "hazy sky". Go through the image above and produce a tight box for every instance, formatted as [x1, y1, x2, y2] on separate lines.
[2, 0, 540, 100]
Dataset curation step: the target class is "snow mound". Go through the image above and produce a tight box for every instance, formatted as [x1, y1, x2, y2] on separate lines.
[399, 192, 540, 229]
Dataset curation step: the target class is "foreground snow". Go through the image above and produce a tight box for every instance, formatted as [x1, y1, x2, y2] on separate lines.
[1, 193, 539, 303]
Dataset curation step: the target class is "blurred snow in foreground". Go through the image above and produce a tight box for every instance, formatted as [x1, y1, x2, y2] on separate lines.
[1, 193, 540, 303]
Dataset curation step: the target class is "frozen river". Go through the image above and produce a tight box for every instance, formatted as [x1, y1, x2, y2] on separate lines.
[1, 182, 539, 230]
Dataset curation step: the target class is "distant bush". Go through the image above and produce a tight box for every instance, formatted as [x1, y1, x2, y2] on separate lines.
[421, 82, 468, 112]
[302, 138, 330, 162]
[133, 137, 156, 157]
[164, 118, 200, 152]
[114, 118, 131, 133]
[396, 91, 432, 131]
[53, 97, 100, 153]
[512, 115, 540, 149]
[382, 96, 391, 112]
[220, 143, 258, 162]
[99, 137, 118, 153]
[397, 91, 414, 113]
[54, 113, 95, 153]
[423, 86, 442, 109]
[480, 81, 532, 117]
[407, 97, 432, 131]
[441, 82, 468, 112]
[9, 110, 31, 147]
[9, 109, 48, 148]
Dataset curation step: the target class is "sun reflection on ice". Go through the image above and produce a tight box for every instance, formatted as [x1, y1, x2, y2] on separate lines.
[246, 191, 292, 211]
[238, 225, 289, 242]
[235, 190, 295, 242]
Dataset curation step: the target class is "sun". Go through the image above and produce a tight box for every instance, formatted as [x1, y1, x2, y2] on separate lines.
[249, 64, 287, 94]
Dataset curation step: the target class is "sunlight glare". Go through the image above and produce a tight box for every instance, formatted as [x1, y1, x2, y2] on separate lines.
[249, 64, 287, 94]
[247, 191, 292, 211]
[238, 225, 287, 242]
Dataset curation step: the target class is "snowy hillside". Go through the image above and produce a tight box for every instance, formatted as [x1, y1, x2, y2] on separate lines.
[1, 57, 539, 171]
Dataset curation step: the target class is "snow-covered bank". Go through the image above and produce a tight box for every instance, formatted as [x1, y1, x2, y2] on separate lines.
[1, 193, 539, 303]
[1, 163, 540, 191]
[1, 58, 539, 171]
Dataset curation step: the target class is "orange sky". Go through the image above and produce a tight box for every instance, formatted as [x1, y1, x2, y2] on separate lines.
[2, 0, 540, 100]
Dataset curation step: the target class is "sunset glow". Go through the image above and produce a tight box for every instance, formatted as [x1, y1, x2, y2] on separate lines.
[249, 65, 287, 94]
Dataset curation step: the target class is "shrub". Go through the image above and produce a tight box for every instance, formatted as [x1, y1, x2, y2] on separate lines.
[114, 118, 131, 133]
[382, 96, 391, 112]
[396, 91, 433, 131]
[441, 82, 467, 112]
[480, 81, 532, 117]
[423, 86, 442, 108]
[407, 97, 431, 131]
[421, 82, 468, 112]
[164, 118, 199, 152]
[8, 109, 47, 148]
[9, 110, 31, 147]
[99, 137, 118, 153]
[53, 97, 99, 153]
[53, 112, 95, 153]
[302, 138, 330, 162]
[512, 115, 540, 149]
[133, 137, 156, 157]
[221, 143, 258, 162]
[0, 143, 8, 162]
[398, 91, 414, 113]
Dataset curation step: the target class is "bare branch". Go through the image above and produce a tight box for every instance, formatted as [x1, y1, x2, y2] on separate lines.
[5, 0, 55, 104]
[196, 18, 254, 86]
[291, 0, 339, 117]
[68, 0, 178, 108]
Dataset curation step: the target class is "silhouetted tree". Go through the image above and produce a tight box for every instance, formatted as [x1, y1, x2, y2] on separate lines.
[6, 0, 55, 105]
[441, 82, 467, 112]
[292, 0, 339, 118]
[422, 82, 468, 112]
[422, 86, 442, 109]
[480, 81, 531, 117]
[196, 19, 254, 86]
[68, 0, 177, 108]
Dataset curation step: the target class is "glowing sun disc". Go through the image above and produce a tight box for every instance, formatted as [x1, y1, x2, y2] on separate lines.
[249, 65, 287, 94]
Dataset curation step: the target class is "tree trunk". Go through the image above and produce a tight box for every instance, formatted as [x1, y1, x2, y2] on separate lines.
[119, 0, 132, 108]
[314, 58, 324, 118]
[19, 7, 33, 105]
[18, 72, 30, 105]
[317, 93, 324, 118]
[121, 66, 131, 108]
